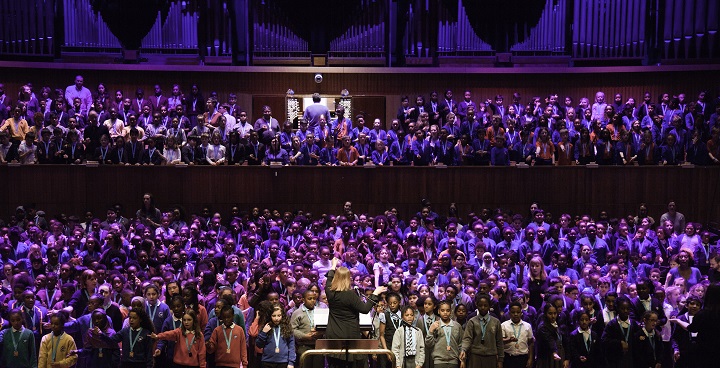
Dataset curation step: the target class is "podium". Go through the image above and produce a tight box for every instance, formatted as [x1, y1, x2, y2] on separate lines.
[299, 339, 394, 368]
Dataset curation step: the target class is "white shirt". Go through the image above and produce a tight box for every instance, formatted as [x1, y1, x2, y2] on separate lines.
[18, 141, 36, 164]
[501, 319, 533, 355]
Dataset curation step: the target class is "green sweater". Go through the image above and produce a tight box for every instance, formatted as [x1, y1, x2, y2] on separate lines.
[0, 327, 38, 368]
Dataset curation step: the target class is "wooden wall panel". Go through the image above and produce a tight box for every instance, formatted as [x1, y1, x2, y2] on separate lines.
[0, 166, 718, 226]
[352, 96, 386, 126]
[251, 95, 285, 125]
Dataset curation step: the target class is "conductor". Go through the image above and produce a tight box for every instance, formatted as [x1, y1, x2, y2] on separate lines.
[325, 257, 388, 368]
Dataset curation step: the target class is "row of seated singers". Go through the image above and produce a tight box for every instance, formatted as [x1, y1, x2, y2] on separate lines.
[2, 119, 719, 166]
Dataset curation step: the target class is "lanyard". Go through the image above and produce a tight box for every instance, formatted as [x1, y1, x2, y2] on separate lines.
[647, 332, 655, 352]
[554, 325, 562, 343]
[304, 307, 315, 329]
[479, 316, 488, 341]
[581, 329, 591, 351]
[129, 328, 143, 353]
[173, 318, 181, 330]
[512, 322, 523, 342]
[223, 326, 233, 352]
[442, 323, 452, 348]
[618, 319, 630, 342]
[25, 307, 36, 329]
[147, 302, 158, 321]
[10, 328, 23, 351]
[424, 315, 434, 334]
[273, 326, 281, 352]
[184, 332, 195, 354]
[51, 333, 63, 361]
[702, 243, 710, 260]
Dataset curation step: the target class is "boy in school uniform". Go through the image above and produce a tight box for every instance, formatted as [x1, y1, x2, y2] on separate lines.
[207, 306, 248, 368]
[290, 289, 324, 368]
[460, 293, 504, 368]
[500, 302, 534, 368]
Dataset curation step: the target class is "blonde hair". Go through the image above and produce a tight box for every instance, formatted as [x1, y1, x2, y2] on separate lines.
[329, 267, 352, 292]
[529, 256, 547, 281]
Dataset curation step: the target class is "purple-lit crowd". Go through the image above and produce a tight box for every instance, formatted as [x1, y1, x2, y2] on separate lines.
[1, 77, 720, 166]
[0, 195, 718, 368]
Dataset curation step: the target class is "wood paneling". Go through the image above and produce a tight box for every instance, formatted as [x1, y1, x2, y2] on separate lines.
[0, 165, 718, 225]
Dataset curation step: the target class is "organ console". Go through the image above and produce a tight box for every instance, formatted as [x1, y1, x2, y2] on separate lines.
[285, 93, 353, 129]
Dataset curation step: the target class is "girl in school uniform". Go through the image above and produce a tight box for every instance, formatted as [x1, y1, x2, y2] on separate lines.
[38, 312, 78, 368]
[151, 309, 206, 368]
[632, 311, 663, 368]
[392, 305, 425, 368]
[0, 309, 37, 368]
[426, 300, 463, 368]
[535, 303, 568, 368]
[568, 310, 599, 368]
[415, 295, 439, 368]
[257, 303, 296, 368]
[156, 295, 186, 367]
[72, 309, 120, 368]
[95, 308, 155, 368]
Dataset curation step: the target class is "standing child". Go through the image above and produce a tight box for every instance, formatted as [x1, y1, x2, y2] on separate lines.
[426, 300, 464, 368]
[500, 302, 534, 368]
[95, 308, 155, 368]
[490, 136, 509, 166]
[601, 296, 638, 368]
[670, 295, 701, 368]
[568, 310, 599, 368]
[535, 303, 568, 368]
[207, 306, 248, 368]
[415, 295, 439, 368]
[151, 309, 207, 368]
[415, 295, 439, 338]
[459, 293, 504, 368]
[0, 309, 37, 368]
[379, 293, 403, 368]
[145, 284, 171, 334]
[391, 305, 425, 368]
[573, 293, 605, 338]
[71, 309, 119, 368]
[20, 289, 47, 349]
[38, 311, 77, 368]
[632, 311, 662, 368]
[453, 303, 469, 329]
[290, 289, 323, 368]
[257, 303, 295, 368]
[156, 295, 185, 365]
